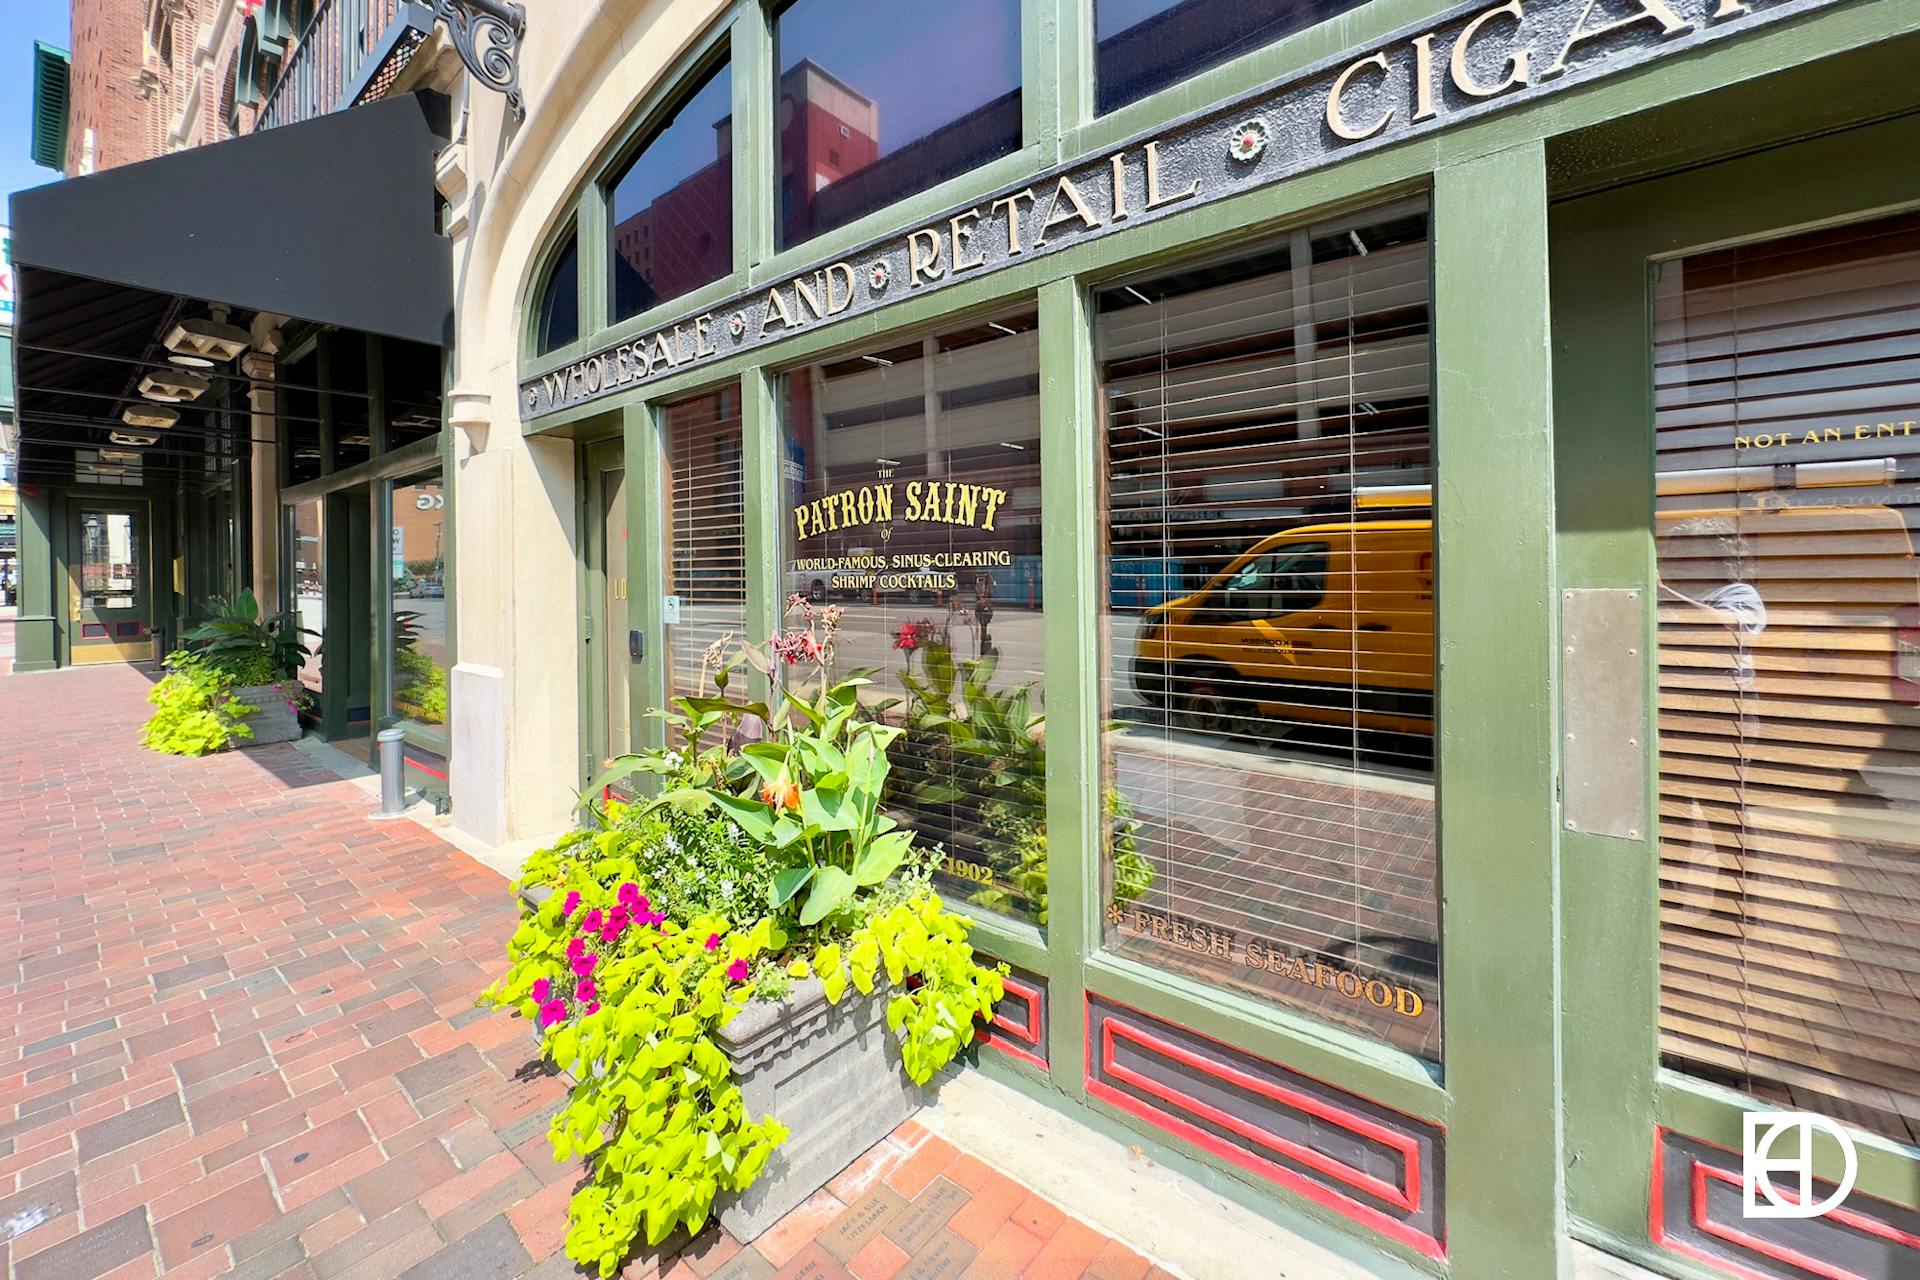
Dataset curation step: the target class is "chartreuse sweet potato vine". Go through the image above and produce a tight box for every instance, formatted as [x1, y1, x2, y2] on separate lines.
[484, 603, 1005, 1277]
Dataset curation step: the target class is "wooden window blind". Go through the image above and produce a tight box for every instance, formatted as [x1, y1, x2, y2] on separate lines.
[1097, 202, 1440, 1060]
[663, 388, 746, 703]
[1653, 211, 1920, 1146]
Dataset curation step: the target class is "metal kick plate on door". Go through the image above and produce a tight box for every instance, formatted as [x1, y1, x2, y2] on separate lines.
[1560, 588, 1648, 841]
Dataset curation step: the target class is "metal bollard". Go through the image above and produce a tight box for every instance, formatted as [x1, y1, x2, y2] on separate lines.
[375, 728, 408, 818]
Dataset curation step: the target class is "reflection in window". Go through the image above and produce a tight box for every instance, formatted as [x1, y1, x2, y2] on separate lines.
[664, 388, 746, 702]
[391, 474, 448, 727]
[610, 61, 734, 322]
[781, 311, 1045, 923]
[1654, 212, 1920, 1146]
[774, 0, 1021, 249]
[1095, 0, 1367, 114]
[78, 512, 139, 608]
[535, 234, 580, 355]
[289, 500, 324, 696]
[1098, 206, 1438, 1059]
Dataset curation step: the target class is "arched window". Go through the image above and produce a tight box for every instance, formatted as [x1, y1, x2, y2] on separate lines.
[534, 233, 581, 355]
[606, 59, 734, 323]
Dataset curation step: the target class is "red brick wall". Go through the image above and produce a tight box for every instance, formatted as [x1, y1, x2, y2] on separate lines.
[65, 0, 243, 175]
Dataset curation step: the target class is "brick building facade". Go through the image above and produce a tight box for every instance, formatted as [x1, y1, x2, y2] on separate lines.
[63, 0, 254, 176]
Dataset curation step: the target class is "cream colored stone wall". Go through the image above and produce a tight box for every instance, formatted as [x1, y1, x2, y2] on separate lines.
[442, 0, 733, 844]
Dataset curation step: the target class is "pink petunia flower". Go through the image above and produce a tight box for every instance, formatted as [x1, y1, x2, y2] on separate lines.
[530, 977, 551, 1002]
[538, 999, 567, 1028]
[575, 978, 596, 1003]
[585, 1001, 600, 1015]
[562, 890, 581, 917]
[704, 933, 722, 951]
[581, 908, 604, 933]
[566, 936, 586, 962]
[572, 951, 598, 978]
[617, 882, 641, 907]
[726, 958, 749, 982]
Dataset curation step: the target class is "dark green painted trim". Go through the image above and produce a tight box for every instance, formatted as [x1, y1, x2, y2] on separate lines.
[1433, 142, 1564, 1280]
[280, 433, 443, 503]
[1037, 276, 1096, 1096]
[629, 404, 669, 753]
[14, 484, 58, 672]
[970, 1054, 1435, 1280]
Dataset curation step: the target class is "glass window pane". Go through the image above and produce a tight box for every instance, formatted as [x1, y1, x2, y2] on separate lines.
[1098, 206, 1439, 1059]
[391, 474, 448, 726]
[79, 512, 139, 608]
[536, 235, 580, 355]
[1095, 0, 1369, 115]
[665, 387, 747, 703]
[610, 61, 735, 322]
[780, 311, 1045, 923]
[289, 500, 324, 696]
[775, 0, 1021, 250]
[1654, 212, 1920, 1146]
[602, 466, 630, 762]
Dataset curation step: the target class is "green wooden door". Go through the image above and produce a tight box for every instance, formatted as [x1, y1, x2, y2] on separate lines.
[1554, 114, 1920, 1278]
[67, 504, 151, 665]
[582, 436, 632, 787]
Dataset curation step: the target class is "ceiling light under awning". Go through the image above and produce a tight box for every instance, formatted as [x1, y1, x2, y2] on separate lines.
[122, 405, 179, 429]
[163, 312, 251, 365]
[138, 370, 211, 403]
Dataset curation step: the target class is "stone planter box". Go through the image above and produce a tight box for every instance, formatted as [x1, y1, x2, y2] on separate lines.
[715, 976, 927, 1242]
[512, 885, 928, 1244]
[230, 683, 302, 747]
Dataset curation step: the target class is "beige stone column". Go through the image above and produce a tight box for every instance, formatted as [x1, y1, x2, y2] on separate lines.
[242, 347, 281, 609]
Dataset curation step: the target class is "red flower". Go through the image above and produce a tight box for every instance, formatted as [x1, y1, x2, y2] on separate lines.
[892, 622, 919, 651]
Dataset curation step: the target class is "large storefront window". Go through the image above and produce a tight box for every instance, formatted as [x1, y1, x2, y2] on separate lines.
[664, 388, 746, 701]
[289, 499, 324, 696]
[780, 311, 1045, 922]
[391, 473, 448, 726]
[1654, 211, 1920, 1145]
[774, 0, 1021, 250]
[1098, 205, 1439, 1058]
[609, 61, 734, 322]
[1095, 0, 1369, 114]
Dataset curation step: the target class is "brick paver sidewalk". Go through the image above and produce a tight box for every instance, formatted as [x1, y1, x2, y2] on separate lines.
[0, 666, 1162, 1280]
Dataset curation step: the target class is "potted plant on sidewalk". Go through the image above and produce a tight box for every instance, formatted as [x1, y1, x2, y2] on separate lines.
[141, 590, 309, 755]
[482, 599, 1005, 1275]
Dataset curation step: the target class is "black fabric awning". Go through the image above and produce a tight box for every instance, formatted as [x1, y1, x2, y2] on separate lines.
[7, 93, 450, 485]
[11, 92, 451, 345]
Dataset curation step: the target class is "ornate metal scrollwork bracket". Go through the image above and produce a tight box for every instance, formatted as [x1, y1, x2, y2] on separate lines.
[431, 0, 527, 121]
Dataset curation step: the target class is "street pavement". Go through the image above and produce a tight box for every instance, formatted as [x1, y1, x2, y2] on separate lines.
[0, 664, 1161, 1280]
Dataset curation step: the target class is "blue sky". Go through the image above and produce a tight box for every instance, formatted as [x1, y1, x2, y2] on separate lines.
[0, 0, 71, 212]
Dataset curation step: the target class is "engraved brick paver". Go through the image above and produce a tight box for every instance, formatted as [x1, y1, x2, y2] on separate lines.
[0, 665, 1162, 1280]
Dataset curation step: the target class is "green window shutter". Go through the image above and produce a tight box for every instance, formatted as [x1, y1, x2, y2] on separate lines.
[30, 42, 71, 172]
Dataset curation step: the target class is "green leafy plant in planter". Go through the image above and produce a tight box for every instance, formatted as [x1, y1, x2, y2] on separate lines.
[142, 651, 262, 755]
[483, 600, 1005, 1275]
[882, 633, 1155, 925]
[142, 591, 311, 756]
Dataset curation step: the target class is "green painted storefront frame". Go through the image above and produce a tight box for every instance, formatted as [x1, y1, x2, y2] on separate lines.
[1552, 111, 1920, 1278]
[277, 327, 457, 767]
[514, 3, 1920, 1277]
